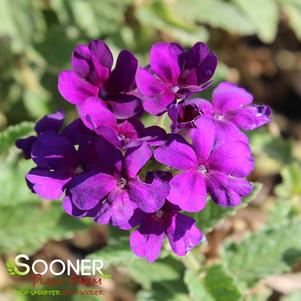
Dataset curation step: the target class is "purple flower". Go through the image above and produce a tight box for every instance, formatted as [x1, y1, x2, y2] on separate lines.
[169, 82, 271, 137]
[58, 40, 142, 120]
[120, 172, 203, 262]
[16, 110, 65, 159]
[78, 97, 166, 149]
[136, 42, 217, 115]
[16, 111, 102, 200]
[154, 118, 254, 212]
[66, 142, 169, 227]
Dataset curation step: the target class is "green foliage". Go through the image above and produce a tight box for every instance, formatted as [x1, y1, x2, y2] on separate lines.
[88, 238, 137, 267]
[0, 202, 90, 255]
[184, 264, 242, 301]
[281, 291, 301, 301]
[233, 0, 279, 43]
[222, 218, 301, 287]
[0, 121, 34, 156]
[275, 162, 301, 199]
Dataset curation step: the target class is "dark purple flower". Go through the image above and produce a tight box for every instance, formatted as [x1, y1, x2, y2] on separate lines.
[16, 110, 64, 159]
[120, 172, 203, 262]
[58, 40, 142, 120]
[66, 142, 169, 227]
[169, 82, 271, 136]
[78, 97, 166, 148]
[154, 118, 254, 212]
[136, 42, 217, 115]
[16, 111, 103, 200]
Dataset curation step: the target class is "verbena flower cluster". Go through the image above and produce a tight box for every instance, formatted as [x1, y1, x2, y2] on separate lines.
[16, 40, 271, 262]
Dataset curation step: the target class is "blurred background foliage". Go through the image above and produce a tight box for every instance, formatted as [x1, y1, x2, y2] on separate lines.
[0, 0, 301, 301]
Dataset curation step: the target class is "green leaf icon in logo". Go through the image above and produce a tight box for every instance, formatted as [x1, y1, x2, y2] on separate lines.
[5, 259, 24, 276]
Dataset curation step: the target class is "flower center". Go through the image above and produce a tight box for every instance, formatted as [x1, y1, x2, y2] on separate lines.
[74, 166, 84, 174]
[170, 85, 180, 93]
[118, 177, 127, 189]
[198, 164, 208, 174]
[156, 209, 165, 218]
[214, 113, 224, 121]
[99, 87, 109, 99]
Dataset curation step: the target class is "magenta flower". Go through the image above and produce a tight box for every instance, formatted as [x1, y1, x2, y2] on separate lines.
[78, 97, 166, 149]
[66, 142, 169, 227]
[136, 42, 217, 115]
[154, 119, 254, 212]
[120, 172, 203, 262]
[169, 82, 271, 137]
[58, 40, 142, 120]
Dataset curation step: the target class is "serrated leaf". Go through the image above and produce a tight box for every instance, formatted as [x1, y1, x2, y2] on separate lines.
[233, 0, 279, 43]
[0, 202, 90, 255]
[0, 121, 34, 156]
[193, 183, 261, 233]
[6, 259, 16, 275]
[222, 218, 301, 287]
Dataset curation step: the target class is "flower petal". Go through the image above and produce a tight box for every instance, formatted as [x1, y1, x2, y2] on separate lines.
[58, 71, 98, 105]
[150, 42, 184, 82]
[35, 110, 64, 134]
[206, 172, 253, 207]
[78, 97, 117, 131]
[105, 94, 142, 119]
[69, 172, 117, 210]
[125, 142, 152, 177]
[226, 105, 271, 130]
[95, 189, 136, 226]
[190, 118, 216, 162]
[208, 141, 254, 177]
[16, 136, 36, 159]
[130, 221, 165, 262]
[166, 213, 203, 256]
[106, 50, 138, 93]
[31, 132, 78, 169]
[212, 82, 253, 114]
[127, 177, 167, 213]
[26, 168, 72, 200]
[167, 171, 206, 212]
[154, 134, 197, 170]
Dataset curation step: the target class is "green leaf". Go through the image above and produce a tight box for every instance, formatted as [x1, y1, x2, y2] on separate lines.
[233, 0, 279, 43]
[184, 270, 214, 301]
[0, 121, 34, 156]
[193, 183, 261, 233]
[222, 218, 301, 287]
[0, 0, 45, 52]
[205, 264, 242, 301]
[275, 162, 301, 199]
[87, 237, 137, 267]
[0, 159, 38, 206]
[127, 258, 181, 289]
[184, 264, 242, 301]
[170, 0, 255, 35]
[0, 202, 90, 255]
